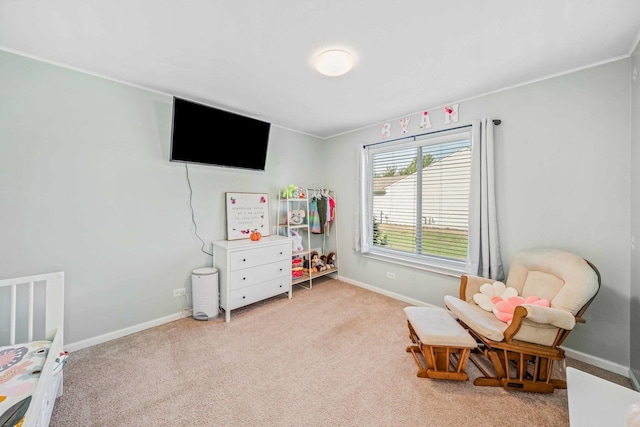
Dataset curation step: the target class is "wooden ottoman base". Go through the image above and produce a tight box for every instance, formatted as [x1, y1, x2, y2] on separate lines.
[404, 306, 477, 381]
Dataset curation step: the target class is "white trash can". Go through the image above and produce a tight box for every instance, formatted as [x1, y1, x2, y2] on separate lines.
[191, 267, 219, 320]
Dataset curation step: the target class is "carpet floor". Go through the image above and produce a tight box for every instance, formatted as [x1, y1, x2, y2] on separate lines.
[50, 278, 633, 426]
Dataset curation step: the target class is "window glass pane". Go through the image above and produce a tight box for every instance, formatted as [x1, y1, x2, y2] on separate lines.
[365, 129, 471, 270]
[372, 147, 418, 253]
[420, 140, 470, 260]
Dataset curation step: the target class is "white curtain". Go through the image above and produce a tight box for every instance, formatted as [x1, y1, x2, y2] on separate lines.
[355, 144, 370, 253]
[466, 118, 504, 280]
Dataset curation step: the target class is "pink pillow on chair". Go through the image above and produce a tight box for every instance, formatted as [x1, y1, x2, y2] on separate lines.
[493, 296, 550, 324]
[472, 281, 518, 312]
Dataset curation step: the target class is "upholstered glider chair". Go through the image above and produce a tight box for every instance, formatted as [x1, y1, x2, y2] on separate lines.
[444, 248, 600, 393]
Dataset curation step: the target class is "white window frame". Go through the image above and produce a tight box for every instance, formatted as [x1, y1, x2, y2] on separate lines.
[359, 127, 472, 276]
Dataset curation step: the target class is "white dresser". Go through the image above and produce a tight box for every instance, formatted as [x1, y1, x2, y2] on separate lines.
[213, 235, 292, 322]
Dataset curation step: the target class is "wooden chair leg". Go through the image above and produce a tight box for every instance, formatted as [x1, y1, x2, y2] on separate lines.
[406, 344, 429, 377]
[470, 346, 565, 393]
[424, 346, 471, 381]
[406, 342, 473, 381]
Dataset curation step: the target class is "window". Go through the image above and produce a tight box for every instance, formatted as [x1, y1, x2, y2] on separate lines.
[360, 127, 472, 273]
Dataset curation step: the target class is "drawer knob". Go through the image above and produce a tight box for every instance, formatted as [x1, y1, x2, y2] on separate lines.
[242, 296, 246, 299]
[242, 277, 246, 281]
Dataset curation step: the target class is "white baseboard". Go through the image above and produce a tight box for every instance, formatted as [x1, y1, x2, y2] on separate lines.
[562, 346, 630, 377]
[65, 311, 190, 353]
[631, 370, 640, 390]
[339, 275, 634, 380]
[339, 275, 439, 308]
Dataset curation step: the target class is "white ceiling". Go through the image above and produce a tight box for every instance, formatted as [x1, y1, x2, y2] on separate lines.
[1, 1, 639, 139]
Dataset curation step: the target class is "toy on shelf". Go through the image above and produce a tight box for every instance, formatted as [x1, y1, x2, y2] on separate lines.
[281, 184, 296, 198]
[326, 252, 336, 269]
[305, 250, 337, 273]
[288, 209, 305, 225]
[307, 250, 325, 272]
[280, 184, 306, 199]
[292, 256, 304, 278]
[303, 255, 316, 273]
[310, 251, 319, 271]
[291, 230, 304, 252]
[317, 255, 327, 272]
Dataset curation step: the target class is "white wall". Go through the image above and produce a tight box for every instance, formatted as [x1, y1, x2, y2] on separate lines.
[1, 48, 636, 373]
[326, 58, 633, 369]
[0, 50, 325, 345]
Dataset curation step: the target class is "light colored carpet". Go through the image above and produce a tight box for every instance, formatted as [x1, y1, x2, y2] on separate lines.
[50, 278, 632, 426]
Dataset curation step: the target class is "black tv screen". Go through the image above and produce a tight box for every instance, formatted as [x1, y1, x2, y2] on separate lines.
[170, 97, 271, 171]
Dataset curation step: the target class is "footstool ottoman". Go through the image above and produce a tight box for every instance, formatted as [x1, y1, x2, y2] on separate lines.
[404, 306, 477, 381]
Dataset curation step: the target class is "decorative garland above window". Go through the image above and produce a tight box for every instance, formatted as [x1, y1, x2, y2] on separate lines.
[380, 103, 460, 139]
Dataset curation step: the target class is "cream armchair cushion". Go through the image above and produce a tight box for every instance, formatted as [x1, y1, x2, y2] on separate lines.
[506, 248, 599, 315]
[444, 295, 507, 342]
[445, 248, 600, 347]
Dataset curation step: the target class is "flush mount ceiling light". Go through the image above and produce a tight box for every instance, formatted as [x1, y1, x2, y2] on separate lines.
[314, 49, 354, 77]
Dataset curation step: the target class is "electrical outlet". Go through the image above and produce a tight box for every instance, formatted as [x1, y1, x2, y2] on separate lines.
[386, 272, 396, 279]
[173, 288, 186, 297]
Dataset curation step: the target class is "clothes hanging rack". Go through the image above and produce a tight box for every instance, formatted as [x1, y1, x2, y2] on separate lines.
[310, 188, 333, 200]
[278, 188, 339, 289]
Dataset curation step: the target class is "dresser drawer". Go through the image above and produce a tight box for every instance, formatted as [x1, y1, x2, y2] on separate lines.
[228, 277, 290, 310]
[229, 243, 290, 271]
[229, 259, 289, 291]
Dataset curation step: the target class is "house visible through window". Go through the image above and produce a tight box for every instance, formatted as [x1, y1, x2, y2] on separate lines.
[360, 127, 472, 273]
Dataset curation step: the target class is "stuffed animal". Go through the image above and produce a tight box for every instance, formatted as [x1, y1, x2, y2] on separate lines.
[290, 230, 304, 252]
[326, 252, 336, 269]
[288, 209, 305, 225]
[281, 184, 297, 198]
[280, 185, 306, 199]
[309, 251, 320, 272]
[316, 254, 327, 271]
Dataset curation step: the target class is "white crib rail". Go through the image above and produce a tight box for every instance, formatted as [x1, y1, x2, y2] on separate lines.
[0, 271, 64, 345]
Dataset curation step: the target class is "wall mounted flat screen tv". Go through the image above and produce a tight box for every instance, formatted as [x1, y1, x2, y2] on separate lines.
[170, 97, 271, 171]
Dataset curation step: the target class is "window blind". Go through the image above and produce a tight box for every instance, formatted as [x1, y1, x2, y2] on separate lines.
[369, 129, 471, 261]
